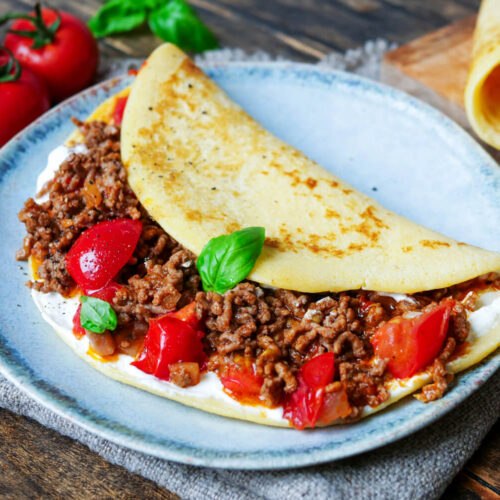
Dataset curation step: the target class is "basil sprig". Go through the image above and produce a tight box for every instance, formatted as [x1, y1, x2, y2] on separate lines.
[80, 295, 117, 334]
[88, 0, 147, 38]
[197, 227, 265, 295]
[89, 0, 218, 53]
[148, 0, 218, 53]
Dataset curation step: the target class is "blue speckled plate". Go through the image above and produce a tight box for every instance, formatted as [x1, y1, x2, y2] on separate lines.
[0, 63, 499, 469]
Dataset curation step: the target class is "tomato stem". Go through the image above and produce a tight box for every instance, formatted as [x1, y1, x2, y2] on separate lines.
[0, 3, 61, 50]
[0, 47, 21, 83]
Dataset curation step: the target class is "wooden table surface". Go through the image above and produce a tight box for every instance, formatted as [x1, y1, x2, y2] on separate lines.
[1, 0, 499, 498]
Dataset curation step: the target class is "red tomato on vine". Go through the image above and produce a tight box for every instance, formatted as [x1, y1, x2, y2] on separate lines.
[0, 47, 50, 147]
[2, 4, 98, 102]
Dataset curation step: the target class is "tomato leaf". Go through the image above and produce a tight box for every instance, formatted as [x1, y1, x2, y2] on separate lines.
[88, 0, 147, 38]
[0, 47, 21, 83]
[2, 4, 61, 49]
[80, 295, 117, 334]
[148, 0, 218, 52]
[197, 227, 265, 294]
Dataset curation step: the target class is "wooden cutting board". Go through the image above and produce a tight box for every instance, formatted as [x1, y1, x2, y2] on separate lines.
[381, 16, 476, 132]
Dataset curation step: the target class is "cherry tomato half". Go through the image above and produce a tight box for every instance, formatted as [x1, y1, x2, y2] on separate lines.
[5, 6, 98, 101]
[283, 352, 336, 430]
[283, 375, 324, 430]
[302, 352, 335, 388]
[220, 363, 263, 402]
[317, 388, 352, 426]
[72, 304, 85, 339]
[131, 315, 206, 381]
[66, 219, 142, 292]
[169, 301, 201, 330]
[0, 49, 50, 147]
[371, 302, 452, 379]
[112, 96, 128, 125]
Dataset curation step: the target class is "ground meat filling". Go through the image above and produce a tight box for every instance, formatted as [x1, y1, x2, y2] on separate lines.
[17, 119, 141, 295]
[197, 286, 470, 410]
[17, 120, 199, 328]
[17, 120, 475, 417]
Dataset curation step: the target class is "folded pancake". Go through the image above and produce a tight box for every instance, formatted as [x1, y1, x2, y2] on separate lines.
[121, 44, 500, 294]
[28, 44, 500, 429]
[465, 0, 500, 149]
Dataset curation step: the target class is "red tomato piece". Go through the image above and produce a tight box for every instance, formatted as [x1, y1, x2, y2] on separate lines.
[131, 316, 206, 381]
[220, 364, 263, 400]
[317, 387, 352, 425]
[66, 219, 142, 292]
[72, 304, 85, 339]
[0, 49, 50, 147]
[85, 281, 123, 301]
[283, 353, 336, 430]
[301, 352, 334, 388]
[112, 96, 128, 125]
[169, 302, 200, 330]
[5, 7, 98, 101]
[371, 302, 452, 379]
[283, 375, 325, 430]
[72, 281, 122, 339]
[359, 293, 373, 312]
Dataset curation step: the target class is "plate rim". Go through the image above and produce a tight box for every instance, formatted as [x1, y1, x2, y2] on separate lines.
[0, 61, 499, 470]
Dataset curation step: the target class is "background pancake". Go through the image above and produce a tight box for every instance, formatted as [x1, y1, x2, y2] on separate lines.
[465, 0, 500, 149]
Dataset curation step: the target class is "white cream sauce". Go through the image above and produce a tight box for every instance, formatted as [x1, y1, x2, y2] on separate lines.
[32, 288, 286, 421]
[468, 292, 500, 341]
[31, 146, 500, 424]
[375, 292, 417, 304]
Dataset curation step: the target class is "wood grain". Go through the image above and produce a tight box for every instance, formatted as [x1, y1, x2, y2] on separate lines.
[380, 15, 477, 135]
[1, 0, 482, 60]
[467, 422, 500, 493]
[0, 408, 178, 499]
[443, 421, 500, 499]
[0, 0, 497, 498]
[382, 15, 475, 107]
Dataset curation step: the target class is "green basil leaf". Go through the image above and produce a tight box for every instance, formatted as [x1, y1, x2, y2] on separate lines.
[143, 0, 166, 9]
[88, 0, 147, 38]
[197, 227, 265, 294]
[148, 0, 219, 52]
[80, 296, 117, 334]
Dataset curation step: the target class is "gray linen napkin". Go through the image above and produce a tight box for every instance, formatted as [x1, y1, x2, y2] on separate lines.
[0, 372, 498, 499]
[1, 41, 499, 500]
